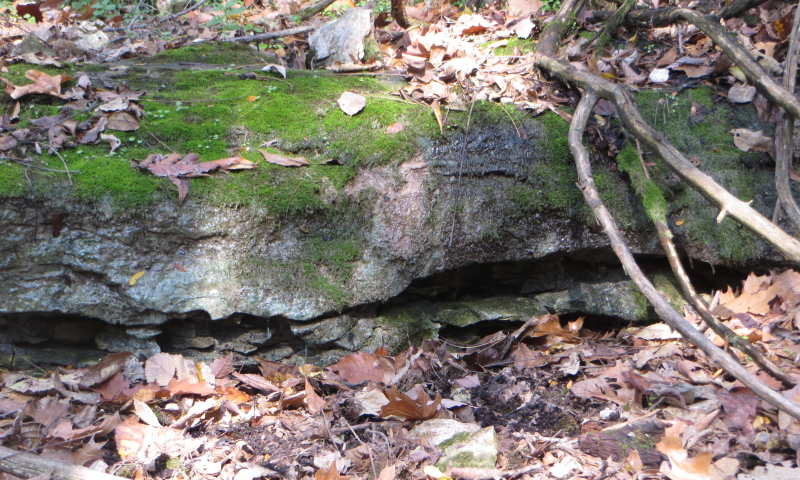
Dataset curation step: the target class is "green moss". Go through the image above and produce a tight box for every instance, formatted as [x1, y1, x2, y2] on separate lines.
[554, 413, 578, 433]
[438, 431, 471, 449]
[146, 42, 271, 65]
[378, 303, 440, 344]
[0, 54, 436, 212]
[616, 145, 667, 225]
[490, 37, 537, 56]
[631, 86, 767, 264]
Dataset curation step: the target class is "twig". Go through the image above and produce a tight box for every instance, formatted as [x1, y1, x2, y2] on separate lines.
[447, 99, 475, 248]
[0, 445, 126, 480]
[635, 139, 649, 179]
[293, 0, 336, 22]
[222, 26, 314, 43]
[7, 158, 81, 174]
[52, 151, 73, 186]
[569, 89, 800, 420]
[499, 102, 523, 139]
[774, 3, 800, 233]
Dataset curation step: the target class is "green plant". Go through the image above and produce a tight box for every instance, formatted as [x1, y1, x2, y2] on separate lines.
[541, 0, 561, 12]
[207, 0, 248, 29]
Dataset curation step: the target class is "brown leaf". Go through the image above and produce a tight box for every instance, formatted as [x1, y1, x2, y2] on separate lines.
[315, 462, 351, 480]
[210, 352, 234, 379]
[106, 111, 140, 131]
[376, 463, 396, 480]
[328, 352, 385, 384]
[727, 84, 756, 103]
[337, 91, 366, 116]
[79, 351, 133, 388]
[259, 149, 309, 167]
[169, 176, 190, 204]
[431, 100, 443, 135]
[91, 371, 129, 401]
[166, 377, 215, 396]
[231, 371, 281, 393]
[386, 122, 404, 134]
[730, 128, 772, 153]
[379, 384, 441, 420]
[145, 352, 179, 386]
[305, 378, 326, 414]
[174, 263, 187, 272]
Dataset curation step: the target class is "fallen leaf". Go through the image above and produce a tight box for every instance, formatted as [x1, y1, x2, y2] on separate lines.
[731, 128, 772, 153]
[328, 352, 384, 384]
[337, 92, 366, 116]
[315, 461, 350, 480]
[259, 149, 309, 167]
[431, 100, 443, 135]
[174, 263, 187, 272]
[386, 122, 404, 134]
[262, 64, 287, 79]
[129, 271, 145, 286]
[133, 399, 162, 428]
[380, 384, 441, 420]
[727, 84, 757, 103]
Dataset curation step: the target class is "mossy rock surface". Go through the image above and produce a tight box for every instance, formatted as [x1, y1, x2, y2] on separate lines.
[0, 42, 790, 329]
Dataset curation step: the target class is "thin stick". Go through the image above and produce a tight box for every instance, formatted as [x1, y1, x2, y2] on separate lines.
[635, 139, 649, 179]
[569, 90, 800, 420]
[222, 26, 314, 43]
[499, 102, 523, 139]
[7, 158, 81, 174]
[447, 99, 475, 248]
[654, 219, 795, 388]
[52, 151, 73, 186]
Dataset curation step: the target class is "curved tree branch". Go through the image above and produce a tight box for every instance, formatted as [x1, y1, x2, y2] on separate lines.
[570, 90, 800, 420]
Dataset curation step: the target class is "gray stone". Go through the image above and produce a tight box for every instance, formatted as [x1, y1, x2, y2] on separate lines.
[436, 426, 499, 470]
[308, 8, 372, 68]
[289, 315, 355, 345]
[411, 419, 481, 447]
[95, 326, 161, 358]
[532, 269, 686, 322]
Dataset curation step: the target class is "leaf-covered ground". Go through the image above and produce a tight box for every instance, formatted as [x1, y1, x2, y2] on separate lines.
[0, 269, 799, 480]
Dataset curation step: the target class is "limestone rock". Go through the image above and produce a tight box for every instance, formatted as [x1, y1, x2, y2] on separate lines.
[64, 21, 110, 52]
[308, 8, 372, 68]
[411, 419, 481, 447]
[436, 426, 499, 470]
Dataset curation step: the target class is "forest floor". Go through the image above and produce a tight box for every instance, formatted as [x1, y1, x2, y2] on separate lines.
[1, 270, 800, 480]
[2, 0, 800, 478]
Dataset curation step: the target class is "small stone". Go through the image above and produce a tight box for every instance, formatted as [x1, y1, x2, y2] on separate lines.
[550, 456, 582, 479]
[411, 419, 481, 447]
[436, 426, 498, 470]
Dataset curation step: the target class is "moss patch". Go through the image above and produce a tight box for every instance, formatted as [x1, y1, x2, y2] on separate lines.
[630, 86, 766, 264]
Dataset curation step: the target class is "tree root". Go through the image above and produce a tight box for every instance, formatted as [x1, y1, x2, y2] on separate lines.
[569, 90, 800, 420]
[774, 4, 800, 233]
[535, 54, 800, 263]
